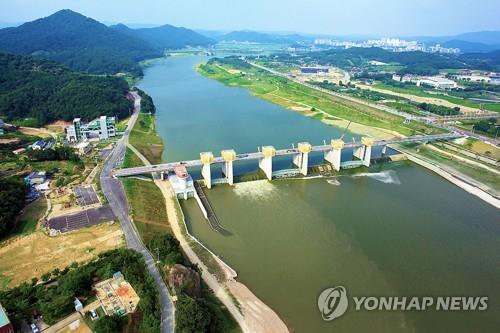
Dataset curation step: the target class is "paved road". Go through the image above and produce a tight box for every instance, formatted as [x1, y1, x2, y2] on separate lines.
[100, 91, 174, 333]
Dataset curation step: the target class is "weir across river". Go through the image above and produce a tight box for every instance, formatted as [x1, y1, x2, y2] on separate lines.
[114, 133, 462, 187]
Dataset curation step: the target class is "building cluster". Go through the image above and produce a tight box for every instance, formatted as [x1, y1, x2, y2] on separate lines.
[392, 74, 458, 89]
[449, 70, 500, 84]
[95, 272, 140, 317]
[393, 70, 500, 90]
[314, 38, 460, 54]
[24, 170, 50, 198]
[66, 116, 116, 143]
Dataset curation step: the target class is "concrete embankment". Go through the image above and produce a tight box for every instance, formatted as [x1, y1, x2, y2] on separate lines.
[400, 149, 500, 209]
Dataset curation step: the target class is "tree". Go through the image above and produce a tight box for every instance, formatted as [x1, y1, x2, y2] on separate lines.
[0, 177, 28, 237]
[94, 316, 123, 333]
[175, 295, 211, 333]
[147, 233, 185, 265]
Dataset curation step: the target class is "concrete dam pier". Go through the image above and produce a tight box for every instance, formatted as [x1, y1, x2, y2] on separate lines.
[115, 133, 462, 187]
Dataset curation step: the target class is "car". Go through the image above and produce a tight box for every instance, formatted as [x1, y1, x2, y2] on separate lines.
[30, 323, 39, 333]
[90, 309, 99, 320]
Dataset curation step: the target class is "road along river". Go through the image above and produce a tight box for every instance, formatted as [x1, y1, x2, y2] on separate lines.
[138, 56, 500, 333]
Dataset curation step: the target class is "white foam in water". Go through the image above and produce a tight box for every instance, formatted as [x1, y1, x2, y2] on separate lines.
[327, 178, 341, 186]
[233, 180, 278, 200]
[352, 170, 401, 185]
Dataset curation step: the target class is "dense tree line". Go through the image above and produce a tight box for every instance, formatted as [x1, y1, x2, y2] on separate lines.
[472, 118, 499, 137]
[137, 89, 157, 114]
[0, 53, 132, 126]
[0, 249, 161, 332]
[417, 102, 460, 116]
[147, 233, 239, 333]
[0, 177, 28, 237]
[27, 146, 80, 163]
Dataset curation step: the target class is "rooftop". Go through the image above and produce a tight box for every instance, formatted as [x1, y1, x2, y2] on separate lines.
[95, 272, 140, 317]
[0, 303, 11, 327]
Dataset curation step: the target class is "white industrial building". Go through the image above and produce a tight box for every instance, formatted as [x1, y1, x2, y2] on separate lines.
[66, 116, 116, 143]
[416, 77, 457, 90]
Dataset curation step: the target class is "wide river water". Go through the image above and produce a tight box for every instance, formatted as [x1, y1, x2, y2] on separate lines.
[138, 56, 500, 333]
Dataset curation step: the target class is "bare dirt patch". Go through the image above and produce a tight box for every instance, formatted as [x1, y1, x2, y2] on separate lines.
[0, 223, 123, 288]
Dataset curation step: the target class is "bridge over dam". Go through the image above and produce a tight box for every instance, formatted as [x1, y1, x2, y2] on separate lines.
[114, 133, 462, 189]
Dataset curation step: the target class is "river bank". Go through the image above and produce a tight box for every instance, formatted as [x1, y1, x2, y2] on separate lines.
[127, 133, 289, 333]
[137, 56, 500, 333]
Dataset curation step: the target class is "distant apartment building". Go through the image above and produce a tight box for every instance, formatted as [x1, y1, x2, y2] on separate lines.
[392, 74, 418, 83]
[66, 116, 116, 143]
[416, 77, 458, 90]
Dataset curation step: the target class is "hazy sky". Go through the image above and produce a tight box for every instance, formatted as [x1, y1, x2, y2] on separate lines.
[1, 0, 500, 36]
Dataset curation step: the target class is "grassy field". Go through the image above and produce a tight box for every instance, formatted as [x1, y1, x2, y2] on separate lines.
[129, 113, 164, 164]
[122, 177, 170, 244]
[403, 144, 500, 193]
[198, 60, 443, 137]
[12, 196, 47, 237]
[373, 82, 500, 112]
[0, 223, 123, 289]
[123, 147, 144, 168]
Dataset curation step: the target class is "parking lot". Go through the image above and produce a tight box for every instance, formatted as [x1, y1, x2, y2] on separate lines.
[47, 206, 115, 233]
[73, 185, 100, 206]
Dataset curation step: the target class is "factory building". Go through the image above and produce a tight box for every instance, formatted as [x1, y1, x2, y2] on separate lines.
[416, 77, 457, 90]
[66, 116, 116, 142]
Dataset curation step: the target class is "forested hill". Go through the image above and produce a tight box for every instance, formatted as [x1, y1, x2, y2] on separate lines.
[0, 53, 132, 126]
[111, 24, 215, 49]
[0, 9, 162, 76]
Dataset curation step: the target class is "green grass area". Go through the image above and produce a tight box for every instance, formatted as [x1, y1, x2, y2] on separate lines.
[373, 82, 500, 112]
[198, 60, 443, 136]
[385, 101, 424, 116]
[129, 113, 164, 164]
[14, 197, 47, 236]
[122, 177, 170, 244]
[123, 147, 145, 168]
[405, 144, 500, 193]
[115, 117, 130, 131]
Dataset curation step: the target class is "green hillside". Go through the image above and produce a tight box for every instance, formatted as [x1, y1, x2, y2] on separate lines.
[0, 10, 162, 76]
[0, 53, 132, 126]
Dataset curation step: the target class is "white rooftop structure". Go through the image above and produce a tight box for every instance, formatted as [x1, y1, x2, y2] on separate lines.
[417, 77, 457, 90]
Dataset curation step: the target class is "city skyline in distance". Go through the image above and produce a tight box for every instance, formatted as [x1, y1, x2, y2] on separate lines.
[0, 0, 500, 37]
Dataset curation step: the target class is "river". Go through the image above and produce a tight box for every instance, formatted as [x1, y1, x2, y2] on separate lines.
[138, 56, 500, 333]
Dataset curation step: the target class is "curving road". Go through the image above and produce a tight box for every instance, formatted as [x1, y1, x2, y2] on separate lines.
[99, 91, 174, 333]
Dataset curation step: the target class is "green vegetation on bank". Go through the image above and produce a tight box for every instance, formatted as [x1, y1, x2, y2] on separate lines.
[402, 144, 500, 193]
[122, 176, 170, 244]
[0, 248, 161, 333]
[137, 89, 157, 114]
[147, 234, 241, 333]
[129, 113, 164, 164]
[0, 52, 132, 126]
[198, 58, 442, 136]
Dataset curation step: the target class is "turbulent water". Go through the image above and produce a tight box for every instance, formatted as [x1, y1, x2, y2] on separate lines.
[351, 170, 401, 184]
[138, 56, 500, 333]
